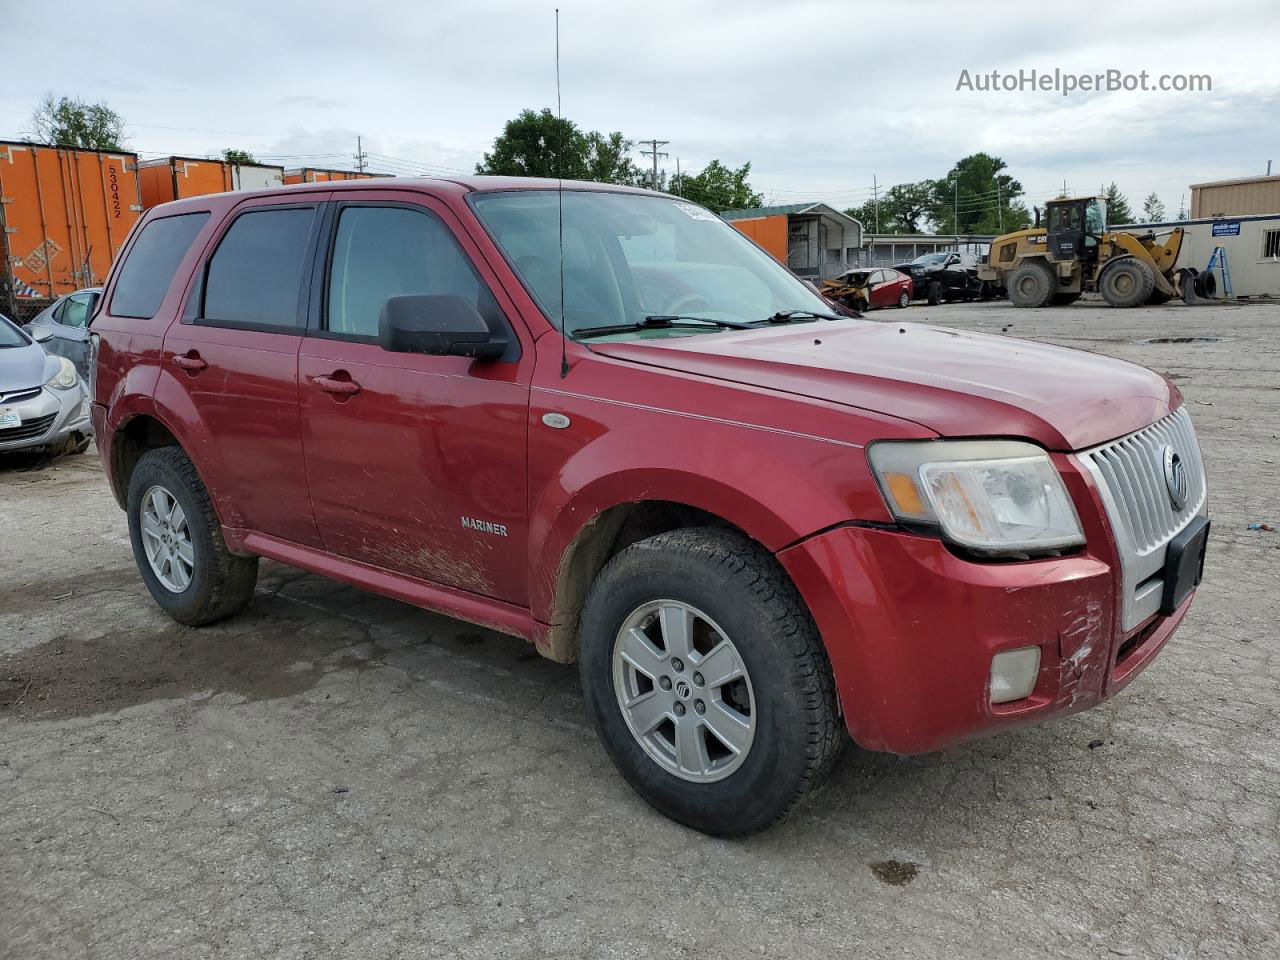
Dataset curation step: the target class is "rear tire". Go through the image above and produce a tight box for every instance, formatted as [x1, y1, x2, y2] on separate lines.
[1099, 257, 1156, 308]
[1008, 260, 1058, 307]
[579, 527, 843, 836]
[127, 447, 258, 626]
[898, 291, 910, 308]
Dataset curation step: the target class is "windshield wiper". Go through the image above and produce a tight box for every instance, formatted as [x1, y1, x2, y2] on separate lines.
[574, 315, 753, 340]
[764, 309, 853, 323]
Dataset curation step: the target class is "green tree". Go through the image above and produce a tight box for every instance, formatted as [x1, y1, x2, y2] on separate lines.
[669, 160, 763, 210]
[476, 108, 641, 184]
[1141, 191, 1166, 223]
[1101, 182, 1134, 225]
[28, 93, 126, 151]
[931, 154, 1029, 234]
[221, 148, 257, 165]
[846, 181, 937, 233]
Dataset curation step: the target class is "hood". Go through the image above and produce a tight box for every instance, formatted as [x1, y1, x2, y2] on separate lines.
[590, 321, 1176, 451]
[0, 341, 55, 393]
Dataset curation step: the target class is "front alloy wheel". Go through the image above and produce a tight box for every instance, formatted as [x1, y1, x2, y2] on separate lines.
[613, 600, 756, 782]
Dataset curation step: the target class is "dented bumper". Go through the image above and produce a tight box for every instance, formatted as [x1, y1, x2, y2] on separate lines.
[778, 525, 1191, 755]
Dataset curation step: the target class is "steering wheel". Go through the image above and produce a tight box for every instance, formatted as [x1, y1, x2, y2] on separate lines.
[666, 293, 713, 315]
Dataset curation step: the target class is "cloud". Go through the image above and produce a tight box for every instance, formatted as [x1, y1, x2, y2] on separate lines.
[0, 0, 1275, 218]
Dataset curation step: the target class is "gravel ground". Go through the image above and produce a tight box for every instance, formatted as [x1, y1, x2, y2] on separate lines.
[1, 298, 1277, 959]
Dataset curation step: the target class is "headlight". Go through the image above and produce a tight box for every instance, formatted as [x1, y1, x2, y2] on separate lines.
[868, 439, 1084, 556]
[44, 356, 79, 391]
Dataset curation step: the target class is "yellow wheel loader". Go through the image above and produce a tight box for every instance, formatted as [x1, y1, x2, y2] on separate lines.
[978, 196, 1185, 308]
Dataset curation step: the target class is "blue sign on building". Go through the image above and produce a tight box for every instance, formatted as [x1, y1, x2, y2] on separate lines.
[1212, 220, 1241, 237]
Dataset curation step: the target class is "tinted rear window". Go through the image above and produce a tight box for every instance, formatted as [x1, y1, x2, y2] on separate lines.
[203, 207, 315, 329]
[110, 212, 210, 319]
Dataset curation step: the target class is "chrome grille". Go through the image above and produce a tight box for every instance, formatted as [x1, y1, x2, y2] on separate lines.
[1077, 407, 1207, 630]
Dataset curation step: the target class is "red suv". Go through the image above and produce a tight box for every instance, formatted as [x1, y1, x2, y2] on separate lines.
[90, 177, 1209, 835]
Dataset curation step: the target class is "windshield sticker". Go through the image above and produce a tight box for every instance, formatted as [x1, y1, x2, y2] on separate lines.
[675, 203, 719, 222]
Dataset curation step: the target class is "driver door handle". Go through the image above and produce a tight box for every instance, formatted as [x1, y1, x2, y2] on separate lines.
[314, 374, 361, 396]
[173, 352, 207, 373]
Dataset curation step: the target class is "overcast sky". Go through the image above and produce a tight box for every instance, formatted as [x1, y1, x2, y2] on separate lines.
[4, 0, 1277, 221]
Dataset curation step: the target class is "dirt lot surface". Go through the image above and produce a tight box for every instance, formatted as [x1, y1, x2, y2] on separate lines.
[2, 299, 1277, 959]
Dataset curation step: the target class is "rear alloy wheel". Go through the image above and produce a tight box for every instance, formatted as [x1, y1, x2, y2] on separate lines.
[1007, 260, 1058, 307]
[127, 447, 258, 625]
[1099, 257, 1156, 308]
[898, 290, 910, 308]
[580, 527, 842, 836]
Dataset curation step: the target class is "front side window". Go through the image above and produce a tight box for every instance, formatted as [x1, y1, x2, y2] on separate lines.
[471, 191, 832, 337]
[110, 212, 210, 319]
[203, 207, 315, 329]
[326, 205, 499, 338]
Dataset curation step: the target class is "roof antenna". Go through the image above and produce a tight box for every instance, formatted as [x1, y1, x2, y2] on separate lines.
[556, 7, 569, 379]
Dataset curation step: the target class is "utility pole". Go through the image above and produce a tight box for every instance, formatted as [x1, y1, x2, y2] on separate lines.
[675, 158, 681, 197]
[1268, 159, 1273, 176]
[353, 136, 368, 173]
[997, 181, 1003, 232]
[953, 179, 959, 236]
[872, 174, 880, 233]
[639, 139, 669, 191]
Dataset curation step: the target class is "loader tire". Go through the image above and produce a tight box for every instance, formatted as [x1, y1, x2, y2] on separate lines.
[1051, 292, 1081, 305]
[1099, 257, 1156, 308]
[1008, 260, 1057, 308]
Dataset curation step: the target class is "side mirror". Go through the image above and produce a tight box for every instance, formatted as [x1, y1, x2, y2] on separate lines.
[30, 326, 54, 343]
[378, 294, 507, 359]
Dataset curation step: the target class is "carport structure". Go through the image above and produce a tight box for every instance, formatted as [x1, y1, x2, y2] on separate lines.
[720, 203, 864, 282]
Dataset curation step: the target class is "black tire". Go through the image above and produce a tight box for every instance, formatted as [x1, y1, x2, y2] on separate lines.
[1051, 292, 1082, 306]
[852, 298, 868, 314]
[1098, 257, 1156, 308]
[579, 527, 843, 836]
[927, 280, 942, 305]
[1007, 260, 1058, 307]
[897, 290, 910, 308]
[126, 446, 258, 626]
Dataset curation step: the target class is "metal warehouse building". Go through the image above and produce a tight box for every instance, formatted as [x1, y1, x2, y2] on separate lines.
[1190, 174, 1280, 219]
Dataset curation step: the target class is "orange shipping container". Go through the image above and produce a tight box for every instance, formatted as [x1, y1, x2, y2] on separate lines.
[138, 157, 285, 209]
[282, 167, 385, 184]
[726, 214, 788, 263]
[0, 140, 143, 319]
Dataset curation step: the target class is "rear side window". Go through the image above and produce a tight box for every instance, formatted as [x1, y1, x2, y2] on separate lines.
[325, 205, 496, 338]
[110, 212, 209, 319]
[203, 207, 316, 329]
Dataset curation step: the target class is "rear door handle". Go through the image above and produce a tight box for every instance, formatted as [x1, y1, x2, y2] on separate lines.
[173, 352, 207, 373]
[314, 375, 361, 396]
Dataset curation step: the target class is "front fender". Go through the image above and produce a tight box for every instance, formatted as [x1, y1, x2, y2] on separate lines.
[527, 416, 892, 626]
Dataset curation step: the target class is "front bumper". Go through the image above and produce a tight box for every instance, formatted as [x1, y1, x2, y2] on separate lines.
[0, 382, 93, 452]
[779, 525, 1192, 755]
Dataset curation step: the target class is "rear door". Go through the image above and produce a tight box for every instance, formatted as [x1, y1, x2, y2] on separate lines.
[298, 192, 533, 603]
[160, 196, 328, 546]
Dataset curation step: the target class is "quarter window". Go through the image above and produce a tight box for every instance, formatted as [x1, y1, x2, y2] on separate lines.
[110, 212, 209, 319]
[203, 207, 316, 329]
[58, 293, 93, 328]
[326, 205, 499, 339]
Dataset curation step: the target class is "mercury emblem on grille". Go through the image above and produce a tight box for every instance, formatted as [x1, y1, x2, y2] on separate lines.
[1162, 445, 1188, 511]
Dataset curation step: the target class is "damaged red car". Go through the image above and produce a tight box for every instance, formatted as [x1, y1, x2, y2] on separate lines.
[89, 177, 1209, 835]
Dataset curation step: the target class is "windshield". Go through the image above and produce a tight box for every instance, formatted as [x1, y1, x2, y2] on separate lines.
[470, 190, 833, 336]
[0, 315, 30, 348]
[911, 253, 950, 265]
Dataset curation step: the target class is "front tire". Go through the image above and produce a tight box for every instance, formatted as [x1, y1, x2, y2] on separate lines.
[1099, 257, 1156, 308]
[127, 447, 258, 626]
[579, 528, 842, 836]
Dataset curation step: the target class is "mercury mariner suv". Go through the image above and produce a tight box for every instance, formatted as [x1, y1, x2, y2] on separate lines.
[90, 177, 1208, 835]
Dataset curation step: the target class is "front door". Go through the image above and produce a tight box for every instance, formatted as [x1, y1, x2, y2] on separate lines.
[298, 195, 532, 604]
[162, 197, 327, 547]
